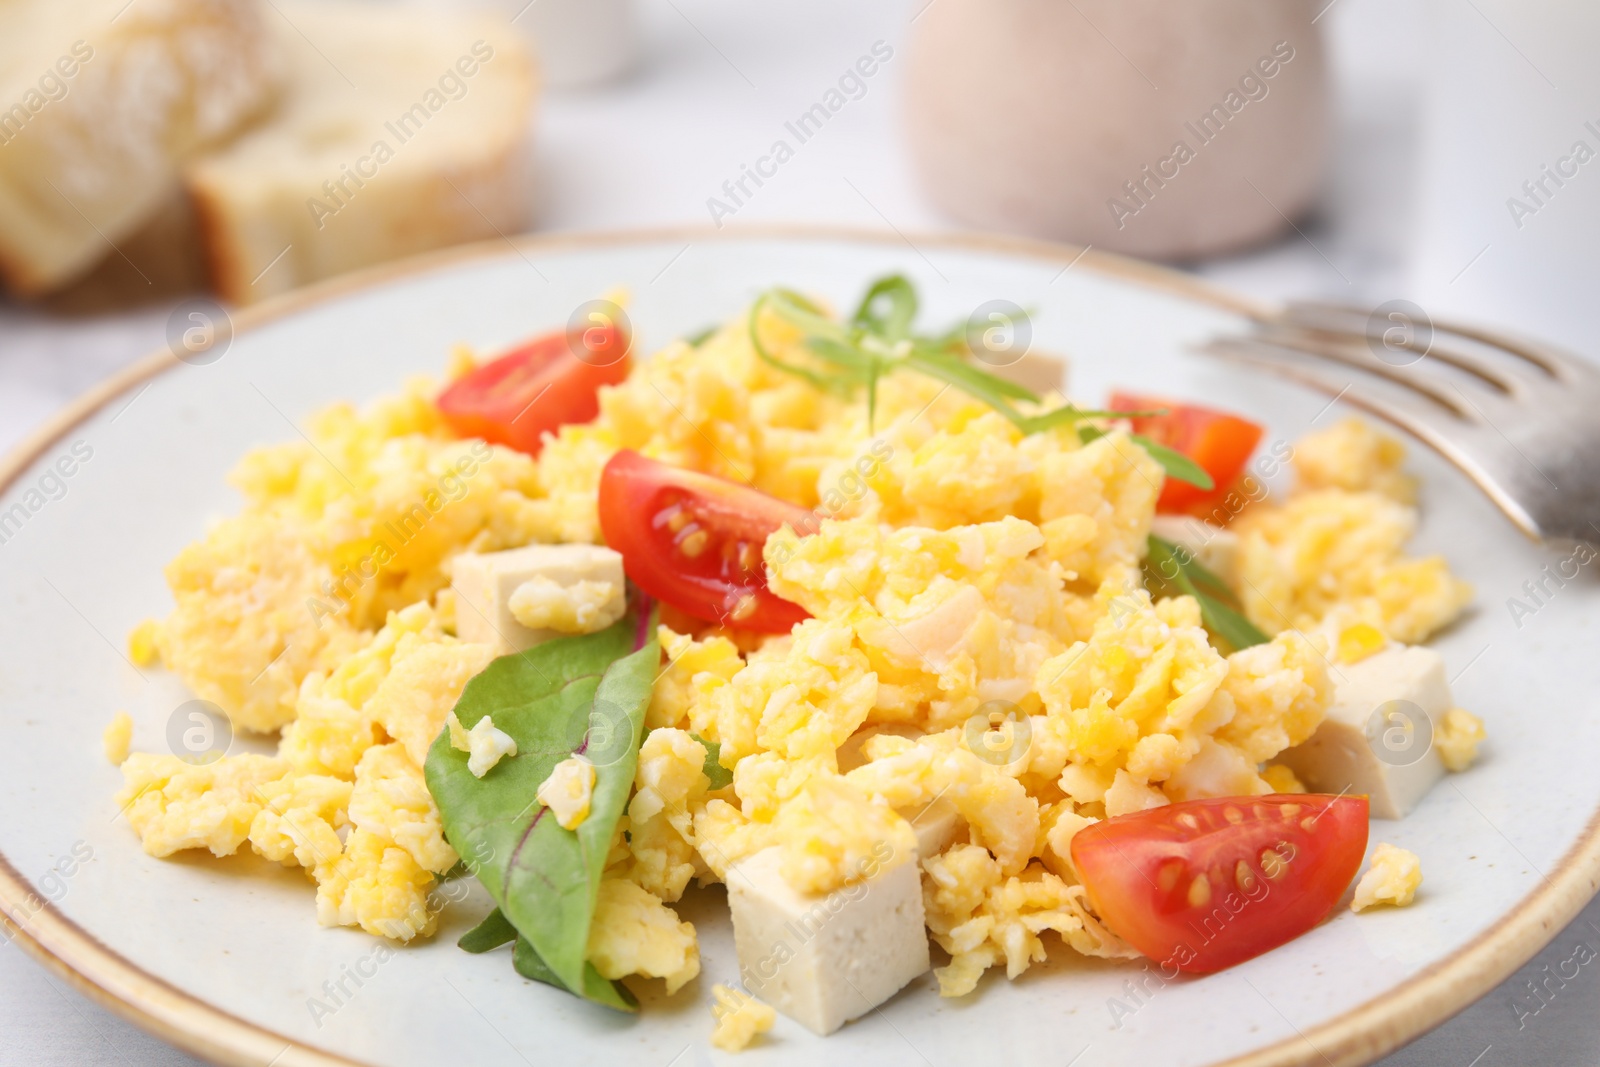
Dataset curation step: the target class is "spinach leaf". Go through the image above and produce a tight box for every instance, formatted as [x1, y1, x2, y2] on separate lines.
[514, 935, 639, 1011]
[458, 907, 517, 953]
[426, 604, 659, 1011]
[458, 906, 639, 1011]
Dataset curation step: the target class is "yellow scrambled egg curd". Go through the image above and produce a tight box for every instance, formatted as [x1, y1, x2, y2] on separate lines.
[586, 877, 701, 994]
[138, 381, 540, 734]
[448, 713, 519, 779]
[537, 756, 596, 829]
[923, 843, 1137, 996]
[119, 603, 490, 940]
[103, 712, 132, 765]
[1292, 417, 1417, 503]
[1435, 707, 1487, 772]
[508, 576, 623, 633]
[710, 984, 777, 1051]
[625, 727, 715, 902]
[1235, 421, 1471, 645]
[1351, 843, 1423, 911]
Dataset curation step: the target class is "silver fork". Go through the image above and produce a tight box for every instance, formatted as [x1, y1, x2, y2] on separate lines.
[1201, 301, 1600, 544]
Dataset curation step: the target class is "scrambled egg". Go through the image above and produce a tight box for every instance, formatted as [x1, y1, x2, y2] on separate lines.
[103, 712, 132, 765]
[117, 294, 1474, 1012]
[710, 984, 777, 1051]
[537, 755, 595, 829]
[1235, 420, 1471, 645]
[586, 877, 700, 993]
[509, 576, 623, 633]
[1435, 707, 1487, 772]
[448, 713, 518, 778]
[1351, 843, 1423, 911]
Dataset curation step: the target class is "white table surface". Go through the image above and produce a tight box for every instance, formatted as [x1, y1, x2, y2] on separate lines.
[2, 0, 1595, 1063]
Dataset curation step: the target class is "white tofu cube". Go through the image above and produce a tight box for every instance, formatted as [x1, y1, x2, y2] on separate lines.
[992, 350, 1069, 396]
[728, 846, 930, 1035]
[1150, 515, 1240, 588]
[450, 544, 625, 655]
[901, 796, 964, 860]
[1276, 646, 1451, 819]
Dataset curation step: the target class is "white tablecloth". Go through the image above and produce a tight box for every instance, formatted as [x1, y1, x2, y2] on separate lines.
[1, 0, 1593, 1063]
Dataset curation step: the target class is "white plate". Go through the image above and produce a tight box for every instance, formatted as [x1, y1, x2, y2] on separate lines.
[1, 228, 1595, 1067]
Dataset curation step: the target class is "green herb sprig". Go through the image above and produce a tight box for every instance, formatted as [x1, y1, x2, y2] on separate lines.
[1143, 534, 1269, 653]
[748, 274, 1128, 434]
[746, 274, 1219, 492]
[1077, 425, 1215, 491]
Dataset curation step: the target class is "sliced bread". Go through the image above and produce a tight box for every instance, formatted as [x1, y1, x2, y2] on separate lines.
[186, 0, 538, 305]
[0, 0, 277, 296]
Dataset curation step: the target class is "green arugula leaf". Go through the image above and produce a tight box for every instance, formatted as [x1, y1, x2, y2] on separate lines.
[1015, 406, 1134, 435]
[425, 604, 659, 1011]
[851, 274, 918, 341]
[906, 346, 1039, 408]
[1077, 425, 1215, 490]
[1143, 535, 1269, 653]
[684, 324, 718, 347]
[748, 293, 853, 395]
[902, 348, 1040, 431]
[753, 275, 1123, 437]
[692, 733, 733, 790]
[1131, 436, 1214, 490]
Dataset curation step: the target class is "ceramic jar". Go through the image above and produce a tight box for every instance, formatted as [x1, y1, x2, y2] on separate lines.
[904, 0, 1330, 260]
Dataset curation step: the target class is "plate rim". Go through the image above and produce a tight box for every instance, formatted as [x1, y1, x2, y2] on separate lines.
[0, 223, 1586, 1067]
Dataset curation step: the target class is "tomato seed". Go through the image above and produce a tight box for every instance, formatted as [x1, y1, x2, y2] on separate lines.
[1260, 848, 1287, 879]
[1187, 873, 1212, 908]
[1235, 860, 1258, 894]
[1157, 859, 1184, 893]
[678, 528, 710, 558]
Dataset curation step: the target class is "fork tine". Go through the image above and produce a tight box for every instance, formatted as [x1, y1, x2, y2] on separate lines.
[1200, 334, 1462, 427]
[1277, 303, 1534, 395]
[1426, 318, 1594, 384]
[1201, 334, 1547, 539]
[1279, 301, 1589, 385]
[1244, 325, 1486, 419]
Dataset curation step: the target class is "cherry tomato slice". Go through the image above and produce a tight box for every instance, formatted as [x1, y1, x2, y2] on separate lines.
[1071, 794, 1369, 974]
[597, 450, 812, 633]
[1110, 392, 1264, 516]
[437, 324, 631, 456]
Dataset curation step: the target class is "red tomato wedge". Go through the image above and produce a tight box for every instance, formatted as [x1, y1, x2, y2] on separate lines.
[437, 324, 631, 456]
[1110, 392, 1264, 515]
[597, 450, 812, 633]
[1071, 794, 1369, 974]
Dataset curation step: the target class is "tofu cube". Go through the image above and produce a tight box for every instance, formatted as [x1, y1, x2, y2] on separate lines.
[1150, 514, 1240, 588]
[902, 796, 964, 860]
[728, 846, 930, 1035]
[1276, 646, 1451, 819]
[450, 544, 624, 655]
[992, 350, 1069, 396]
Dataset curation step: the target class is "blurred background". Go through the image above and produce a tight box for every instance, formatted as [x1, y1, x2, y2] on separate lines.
[2, 0, 1597, 1062]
